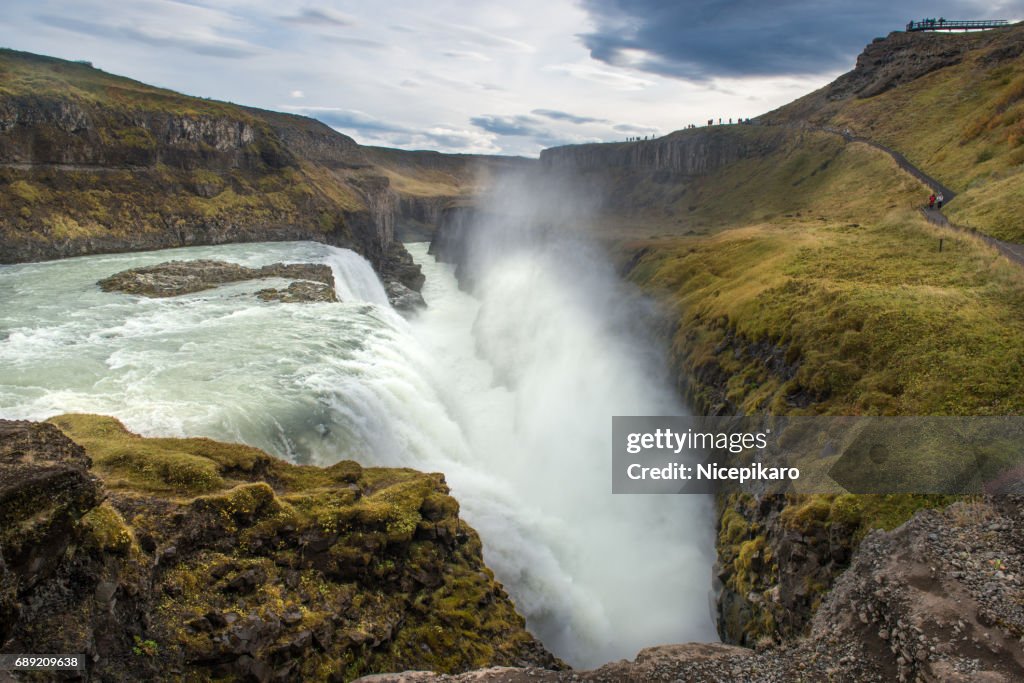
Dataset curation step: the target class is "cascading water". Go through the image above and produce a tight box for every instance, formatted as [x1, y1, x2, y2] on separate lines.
[0, 236, 716, 668]
[323, 249, 390, 305]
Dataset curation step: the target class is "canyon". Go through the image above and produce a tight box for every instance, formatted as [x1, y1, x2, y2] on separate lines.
[3, 21, 1024, 682]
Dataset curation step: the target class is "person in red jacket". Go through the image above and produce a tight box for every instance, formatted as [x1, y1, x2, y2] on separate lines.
[929, 193, 936, 208]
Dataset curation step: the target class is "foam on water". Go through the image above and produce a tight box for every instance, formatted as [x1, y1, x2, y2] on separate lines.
[0, 239, 715, 667]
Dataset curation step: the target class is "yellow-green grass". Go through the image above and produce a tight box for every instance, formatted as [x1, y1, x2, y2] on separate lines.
[591, 128, 926, 243]
[0, 48, 257, 118]
[628, 210, 1024, 416]
[813, 34, 1024, 241]
[363, 147, 531, 201]
[945, 169, 1024, 241]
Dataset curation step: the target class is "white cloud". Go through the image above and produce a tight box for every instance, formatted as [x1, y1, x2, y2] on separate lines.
[1, 0, 840, 155]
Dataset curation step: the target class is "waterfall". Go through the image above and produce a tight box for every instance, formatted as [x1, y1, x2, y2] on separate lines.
[0, 237, 716, 669]
[322, 247, 389, 305]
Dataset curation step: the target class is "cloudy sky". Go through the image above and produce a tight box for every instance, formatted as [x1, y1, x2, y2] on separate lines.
[3, 1, 1023, 156]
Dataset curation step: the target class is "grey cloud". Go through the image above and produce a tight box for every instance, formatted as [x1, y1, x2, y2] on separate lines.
[578, 0, 1024, 79]
[36, 14, 258, 58]
[470, 114, 579, 148]
[320, 36, 387, 49]
[471, 114, 545, 137]
[292, 108, 411, 135]
[613, 123, 658, 134]
[532, 109, 610, 125]
[279, 8, 354, 27]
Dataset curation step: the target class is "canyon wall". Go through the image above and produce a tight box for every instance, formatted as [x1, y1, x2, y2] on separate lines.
[539, 126, 786, 177]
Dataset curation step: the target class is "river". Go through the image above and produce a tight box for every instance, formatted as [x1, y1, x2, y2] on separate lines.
[0, 238, 715, 667]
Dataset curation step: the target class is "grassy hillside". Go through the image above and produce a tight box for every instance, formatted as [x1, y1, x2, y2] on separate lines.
[0, 48, 396, 264]
[587, 127, 918, 237]
[765, 23, 1024, 242]
[0, 50, 264, 117]
[607, 127, 1024, 417]
[363, 147, 531, 199]
[558, 27, 1024, 419]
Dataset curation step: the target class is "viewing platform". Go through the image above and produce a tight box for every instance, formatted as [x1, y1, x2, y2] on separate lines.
[906, 18, 1009, 32]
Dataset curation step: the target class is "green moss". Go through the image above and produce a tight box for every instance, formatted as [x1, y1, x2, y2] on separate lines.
[779, 497, 833, 532]
[49, 413, 225, 495]
[18, 413, 553, 679]
[720, 505, 751, 545]
[8, 179, 47, 204]
[80, 502, 135, 554]
[193, 482, 281, 530]
[780, 494, 953, 540]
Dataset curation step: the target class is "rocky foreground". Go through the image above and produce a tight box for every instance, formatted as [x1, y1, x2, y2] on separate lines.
[359, 497, 1024, 682]
[0, 417, 559, 681]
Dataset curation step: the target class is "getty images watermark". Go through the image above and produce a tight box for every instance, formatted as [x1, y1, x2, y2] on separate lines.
[612, 416, 1024, 495]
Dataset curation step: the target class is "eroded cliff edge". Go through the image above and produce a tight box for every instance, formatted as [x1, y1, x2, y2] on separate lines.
[0, 417, 560, 681]
[0, 49, 483, 295]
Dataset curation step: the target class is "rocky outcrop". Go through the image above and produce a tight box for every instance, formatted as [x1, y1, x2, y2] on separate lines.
[395, 195, 456, 241]
[381, 242, 426, 291]
[384, 281, 426, 313]
[355, 498, 1024, 682]
[0, 421, 102, 644]
[428, 207, 475, 263]
[763, 23, 1024, 123]
[0, 49, 422, 297]
[825, 32, 972, 101]
[97, 259, 335, 298]
[245, 108, 368, 170]
[539, 127, 787, 177]
[361, 147, 534, 242]
[0, 416, 560, 681]
[0, 97, 266, 171]
[256, 281, 337, 303]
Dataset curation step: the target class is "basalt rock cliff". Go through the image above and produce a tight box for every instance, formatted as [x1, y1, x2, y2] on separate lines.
[362, 147, 532, 242]
[0, 49, 511, 293]
[0, 417, 560, 682]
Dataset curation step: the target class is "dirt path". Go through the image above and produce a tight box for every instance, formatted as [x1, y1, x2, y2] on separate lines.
[919, 205, 1024, 266]
[821, 126, 957, 200]
[811, 125, 1024, 267]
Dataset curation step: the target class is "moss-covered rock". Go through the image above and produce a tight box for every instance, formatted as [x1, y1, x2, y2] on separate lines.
[97, 259, 336, 299]
[714, 492, 955, 646]
[0, 416, 560, 681]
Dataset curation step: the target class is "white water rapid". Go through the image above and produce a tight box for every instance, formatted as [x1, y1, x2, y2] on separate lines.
[0, 238, 716, 667]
